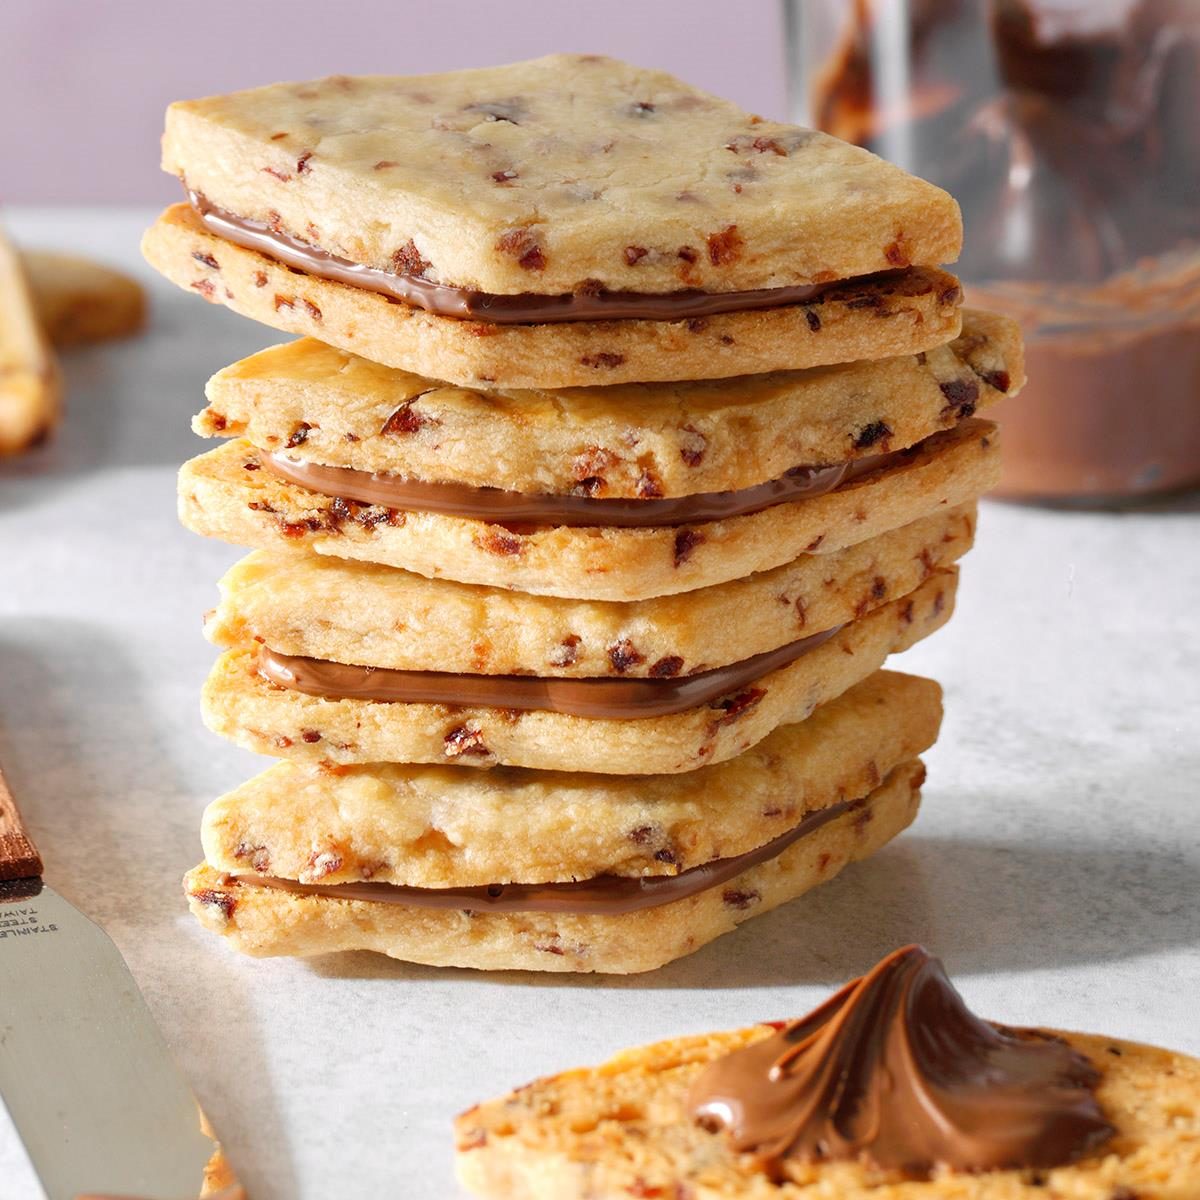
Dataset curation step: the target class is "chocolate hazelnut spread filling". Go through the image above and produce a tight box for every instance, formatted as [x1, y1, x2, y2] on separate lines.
[688, 944, 1114, 1177]
[260, 447, 905, 528]
[230, 796, 857, 914]
[188, 189, 912, 324]
[257, 624, 843, 719]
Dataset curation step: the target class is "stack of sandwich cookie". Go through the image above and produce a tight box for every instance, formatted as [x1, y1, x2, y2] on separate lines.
[143, 55, 1023, 972]
[456, 945, 1200, 1195]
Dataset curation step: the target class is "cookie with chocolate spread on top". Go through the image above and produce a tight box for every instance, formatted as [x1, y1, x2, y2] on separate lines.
[178, 419, 997, 601]
[144, 55, 963, 385]
[455, 945, 1200, 1193]
[185, 759, 927, 973]
[199, 571, 956, 774]
[0, 224, 61, 455]
[194, 310, 1022, 497]
[206, 506, 974, 679]
[199, 670, 940, 889]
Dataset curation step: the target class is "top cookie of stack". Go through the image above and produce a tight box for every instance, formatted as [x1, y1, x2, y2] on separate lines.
[143, 53, 964, 389]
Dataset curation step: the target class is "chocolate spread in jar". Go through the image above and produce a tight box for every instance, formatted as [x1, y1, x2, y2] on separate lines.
[808, 0, 1200, 501]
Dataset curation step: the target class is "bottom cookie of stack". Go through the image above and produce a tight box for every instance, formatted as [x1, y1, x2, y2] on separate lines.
[185, 670, 939, 973]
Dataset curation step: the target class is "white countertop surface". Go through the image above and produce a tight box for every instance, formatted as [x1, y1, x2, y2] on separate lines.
[2, 208, 1198, 1199]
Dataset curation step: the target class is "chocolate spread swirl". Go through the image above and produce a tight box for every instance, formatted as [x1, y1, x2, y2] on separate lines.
[688, 945, 1114, 1177]
[188, 189, 913, 324]
[261, 447, 904, 528]
[257, 624, 842, 719]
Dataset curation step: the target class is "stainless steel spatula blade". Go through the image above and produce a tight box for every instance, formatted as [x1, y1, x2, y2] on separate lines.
[0, 765, 236, 1200]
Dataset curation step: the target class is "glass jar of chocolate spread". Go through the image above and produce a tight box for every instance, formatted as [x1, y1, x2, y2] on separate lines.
[786, 0, 1200, 503]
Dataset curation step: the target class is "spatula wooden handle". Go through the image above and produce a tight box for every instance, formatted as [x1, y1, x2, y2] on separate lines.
[0, 761, 44, 881]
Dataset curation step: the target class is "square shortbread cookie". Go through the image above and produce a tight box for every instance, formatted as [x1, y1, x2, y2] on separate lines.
[162, 55, 961, 299]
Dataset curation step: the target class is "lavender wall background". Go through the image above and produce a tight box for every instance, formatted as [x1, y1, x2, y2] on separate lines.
[1, 0, 789, 204]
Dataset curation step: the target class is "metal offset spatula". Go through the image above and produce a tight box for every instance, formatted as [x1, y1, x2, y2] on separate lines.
[0, 760, 244, 1200]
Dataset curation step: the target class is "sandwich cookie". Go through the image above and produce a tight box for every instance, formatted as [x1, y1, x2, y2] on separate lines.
[187, 758, 928, 974]
[199, 571, 957, 774]
[144, 55, 963, 386]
